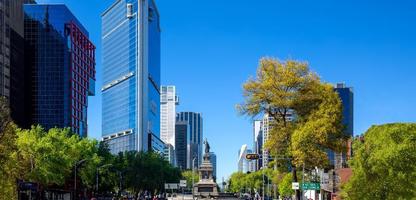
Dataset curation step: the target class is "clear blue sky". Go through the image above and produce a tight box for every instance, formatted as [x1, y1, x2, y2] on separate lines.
[38, 0, 416, 181]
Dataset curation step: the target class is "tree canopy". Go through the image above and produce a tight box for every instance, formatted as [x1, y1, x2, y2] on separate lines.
[238, 58, 346, 169]
[342, 123, 416, 200]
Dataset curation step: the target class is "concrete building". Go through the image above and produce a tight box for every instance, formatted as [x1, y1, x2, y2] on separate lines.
[101, 0, 161, 153]
[160, 85, 179, 165]
[0, 0, 32, 128]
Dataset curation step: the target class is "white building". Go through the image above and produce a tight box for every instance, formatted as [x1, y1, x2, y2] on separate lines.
[238, 144, 255, 173]
[160, 86, 179, 165]
[262, 112, 294, 168]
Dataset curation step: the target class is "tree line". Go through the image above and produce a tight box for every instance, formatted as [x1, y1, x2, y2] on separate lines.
[0, 97, 181, 199]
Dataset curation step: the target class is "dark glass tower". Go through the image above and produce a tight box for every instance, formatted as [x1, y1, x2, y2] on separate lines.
[328, 83, 354, 167]
[24, 4, 96, 137]
[175, 120, 190, 170]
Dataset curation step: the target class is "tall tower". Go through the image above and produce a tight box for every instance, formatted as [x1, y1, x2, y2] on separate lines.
[333, 83, 354, 168]
[0, 0, 26, 127]
[176, 112, 203, 168]
[160, 86, 179, 145]
[101, 0, 161, 153]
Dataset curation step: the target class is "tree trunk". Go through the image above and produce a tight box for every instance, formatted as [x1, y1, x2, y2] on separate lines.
[292, 166, 301, 200]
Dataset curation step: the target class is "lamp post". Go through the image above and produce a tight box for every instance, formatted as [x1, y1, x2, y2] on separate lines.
[192, 157, 197, 200]
[96, 164, 113, 195]
[74, 159, 87, 200]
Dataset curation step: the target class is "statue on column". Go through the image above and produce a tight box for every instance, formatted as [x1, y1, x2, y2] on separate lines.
[204, 138, 210, 154]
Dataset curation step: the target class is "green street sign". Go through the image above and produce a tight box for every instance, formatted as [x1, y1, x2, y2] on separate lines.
[301, 182, 320, 190]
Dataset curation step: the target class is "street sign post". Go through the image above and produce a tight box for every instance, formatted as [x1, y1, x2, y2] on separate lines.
[245, 153, 260, 160]
[301, 182, 321, 190]
[292, 182, 299, 190]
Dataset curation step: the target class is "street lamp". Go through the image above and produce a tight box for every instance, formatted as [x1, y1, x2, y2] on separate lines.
[192, 157, 197, 200]
[74, 159, 88, 200]
[96, 164, 113, 194]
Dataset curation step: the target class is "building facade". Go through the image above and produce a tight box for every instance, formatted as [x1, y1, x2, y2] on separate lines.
[175, 120, 190, 170]
[253, 120, 263, 171]
[329, 83, 354, 167]
[176, 112, 203, 168]
[0, 0, 30, 127]
[160, 85, 179, 165]
[238, 144, 254, 173]
[24, 4, 95, 137]
[209, 152, 217, 181]
[101, 0, 161, 153]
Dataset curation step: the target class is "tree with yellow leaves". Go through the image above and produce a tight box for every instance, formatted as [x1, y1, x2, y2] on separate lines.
[238, 58, 347, 200]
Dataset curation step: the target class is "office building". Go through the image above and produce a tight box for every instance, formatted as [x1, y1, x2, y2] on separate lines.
[164, 143, 176, 165]
[176, 112, 203, 168]
[238, 144, 254, 173]
[101, 0, 161, 153]
[160, 85, 179, 165]
[209, 152, 217, 180]
[262, 111, 294, 168]
[253, 120, 263, 171]
[175, 120, 190, 170]
[24, 4, 95, 137]
[0, 0, 28, 127]
[329, 83, 354, 167]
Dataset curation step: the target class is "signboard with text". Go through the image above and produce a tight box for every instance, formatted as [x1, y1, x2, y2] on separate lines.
[302, 182, 321, 190]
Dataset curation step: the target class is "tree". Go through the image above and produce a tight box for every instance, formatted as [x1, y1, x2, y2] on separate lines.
[342, 123, 416, 200]
[182, 170, 199, 189]
[16, 126, 80, 186]
[278, 173, 294, 198]
[238, 58, 346, 199]
[0, 97, 20, 199]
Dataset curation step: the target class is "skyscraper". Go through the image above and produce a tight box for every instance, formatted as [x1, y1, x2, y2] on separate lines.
[24, 4, 96, 137]
[160, 85, 179, 165]
[176, 112, 203, 168]
[238, 144, 254, 173]
[330, 83, 354, 167]
[262, 111, 294, 168]
[175, 120, 190, 170]
[253, 120, 263, 171]
[101, 0, 161, 153]
[0, 0, 28, 127]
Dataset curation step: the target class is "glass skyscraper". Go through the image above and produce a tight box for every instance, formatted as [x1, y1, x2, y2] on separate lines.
[328, 83, 354, 167]
[24, 4, 96, 137]
[176, 112, 203, 168]
[101, 0, 161, 153]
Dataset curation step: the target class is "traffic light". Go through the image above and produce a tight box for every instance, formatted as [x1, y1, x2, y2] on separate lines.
[245, 153, 260, 160]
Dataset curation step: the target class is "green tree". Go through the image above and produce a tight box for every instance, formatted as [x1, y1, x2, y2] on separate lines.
[342, 123, 416, 200]
[182, 170, 199, 189]
[278, 173, 294, 198]
[16, 126, 80, 186]
[238, 58, 346, 199]
[0, 97, 20, 199]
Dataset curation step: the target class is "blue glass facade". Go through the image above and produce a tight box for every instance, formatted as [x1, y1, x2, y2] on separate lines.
[328, 83, 353, 167]
[176, 112, 203, 168]
[102, 0, 161, 154]
[24, 4, 95, 137]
